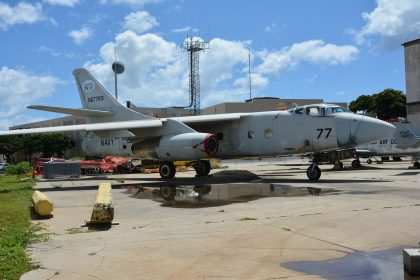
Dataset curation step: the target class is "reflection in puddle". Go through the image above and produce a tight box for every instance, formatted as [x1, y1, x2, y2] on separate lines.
[126, 183, 338, 207]
[284, 247, 411, 280]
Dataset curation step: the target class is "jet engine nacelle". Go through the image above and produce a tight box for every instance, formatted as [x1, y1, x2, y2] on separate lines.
[132, 132, 218, 161]
[82, 134, 133, 157]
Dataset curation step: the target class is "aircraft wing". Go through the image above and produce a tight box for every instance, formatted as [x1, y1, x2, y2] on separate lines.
[172, 113, 250, 124]
[0, 119, 163, 136]
[28, 105, 114, 117]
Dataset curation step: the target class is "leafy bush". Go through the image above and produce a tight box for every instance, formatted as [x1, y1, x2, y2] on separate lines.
[4, 162, 32, 176]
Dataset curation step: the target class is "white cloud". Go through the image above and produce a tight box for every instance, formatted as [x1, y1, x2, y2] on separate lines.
[123, 11, 158, 34]
[303, 74, 318, 83]
[356, 0, 420, 49]
[101, 0, 163, 7]
[68, 27, 93, 45]
[84, 32, 358, 109]
[172, 26, 198, 33]
[37, 46, 75, 58]
[256, 40, 358, 75]
[0, 2, 45, 30]
[200, 38, 250, 90]
[84, 32, 256, 108]
[0, 67, 61, 130]
[233, 74, 268, 90]
[264, 23, 277, 33]
[85, 30, 185, 107]
[43, 0, 79, 6]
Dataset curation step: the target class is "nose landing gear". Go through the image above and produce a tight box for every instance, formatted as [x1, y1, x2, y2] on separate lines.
[307, 163, 321, 181]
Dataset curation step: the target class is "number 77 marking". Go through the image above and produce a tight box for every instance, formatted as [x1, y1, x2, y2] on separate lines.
[325, 128, 332, 138]
[316, 128, 332, 139]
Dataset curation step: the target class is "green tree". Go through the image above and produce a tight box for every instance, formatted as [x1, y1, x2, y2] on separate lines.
[350, 88, 406, 120]
[0, 135, 24, 163]
[21, 134, 43, 161]
[1, 133, 75, 162]
[375, 89, 406, 120]
[41, 134, 74, 158]
[349, 94, 376, 115]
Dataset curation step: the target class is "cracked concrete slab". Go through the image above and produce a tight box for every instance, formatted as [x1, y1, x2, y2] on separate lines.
[21, 158, 420, 279]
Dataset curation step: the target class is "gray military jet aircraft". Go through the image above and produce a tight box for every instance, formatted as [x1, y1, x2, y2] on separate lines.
[0, 68, 395, 181]
[355, 120, 420, 168]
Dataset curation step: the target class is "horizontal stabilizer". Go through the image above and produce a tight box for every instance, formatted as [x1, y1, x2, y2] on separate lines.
[28, 105, 114, 117]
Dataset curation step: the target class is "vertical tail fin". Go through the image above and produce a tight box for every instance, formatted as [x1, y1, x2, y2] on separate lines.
[73, 68, 153, 121]
[394, 121, 420, 148]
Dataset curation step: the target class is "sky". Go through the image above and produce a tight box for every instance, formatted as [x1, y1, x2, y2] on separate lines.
[0, 0, 419, 130]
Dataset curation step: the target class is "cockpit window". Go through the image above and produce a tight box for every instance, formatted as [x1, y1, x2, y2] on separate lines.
[292, 105, 349, 116]
[294, 107, 304, 114]
[323, 106, 350, 115]
[306, 106, 320, 116]
[332, 107, 349, 113]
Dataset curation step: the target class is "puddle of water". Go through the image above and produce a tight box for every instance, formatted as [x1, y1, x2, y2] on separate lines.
[284, 247, 416, 280]
[125, 183, 339, 207]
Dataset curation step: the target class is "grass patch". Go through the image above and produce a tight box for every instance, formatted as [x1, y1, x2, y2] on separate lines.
[0, 175, 41, 280]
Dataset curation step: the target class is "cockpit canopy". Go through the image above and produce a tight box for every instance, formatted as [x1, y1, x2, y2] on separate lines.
[289, 104, 350, 116]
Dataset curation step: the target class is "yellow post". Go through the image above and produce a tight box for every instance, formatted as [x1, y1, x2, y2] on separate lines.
[32, 190, 53, 216]
[90, 183, 114, 224]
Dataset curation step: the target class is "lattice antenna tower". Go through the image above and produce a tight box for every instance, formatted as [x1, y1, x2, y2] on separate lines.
[182, 37, 208, 115]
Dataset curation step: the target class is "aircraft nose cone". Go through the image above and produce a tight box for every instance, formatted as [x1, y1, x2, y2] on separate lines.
[355, 117, 396, 145]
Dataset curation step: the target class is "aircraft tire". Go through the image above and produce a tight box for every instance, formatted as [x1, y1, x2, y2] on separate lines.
[160, 186, 176, 201]
[414, 161, 420, 169]
[351, 159, 361, 168]
[307, 164, 321, 181]
[159, 161, 176, 179]
[194, 160, 211, 176]
[367, 159, 372, 164]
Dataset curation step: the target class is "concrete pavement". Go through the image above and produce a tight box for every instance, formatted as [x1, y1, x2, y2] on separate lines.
[22, 158, 420, 279]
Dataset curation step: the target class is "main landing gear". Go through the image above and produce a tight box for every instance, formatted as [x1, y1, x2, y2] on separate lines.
[333, 160, 344, 170]
[306, 163, 321, 181]
[193, 160, 211, 177]
[159, 161, 176, 179]
[158, 160, 212, 179]
[351, 159, 362, 168]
